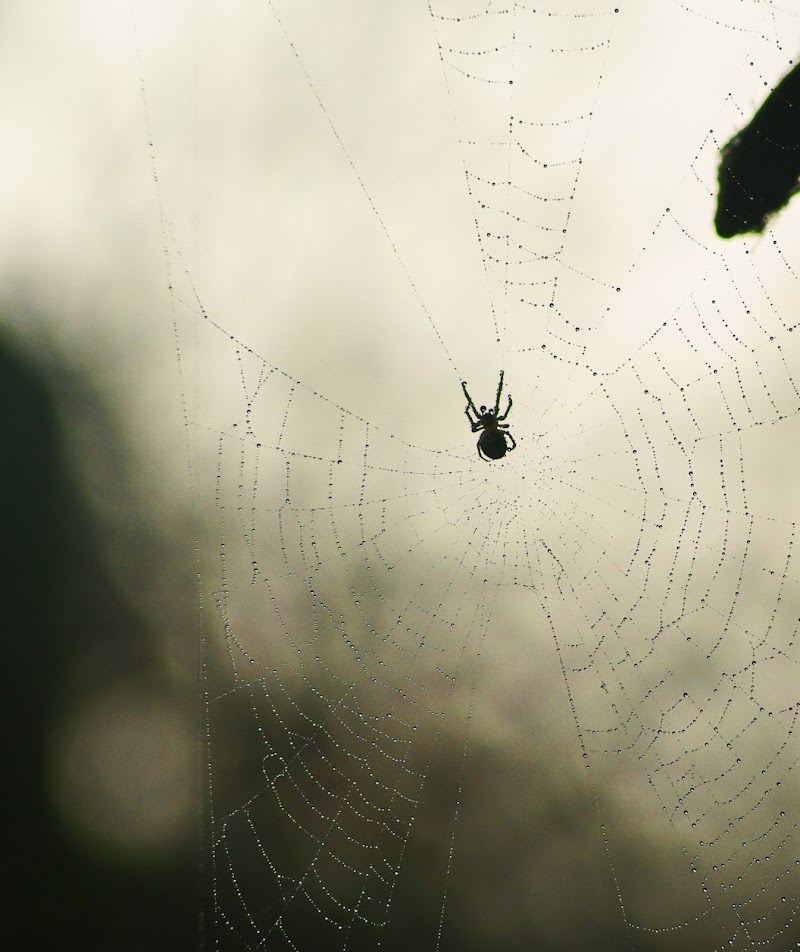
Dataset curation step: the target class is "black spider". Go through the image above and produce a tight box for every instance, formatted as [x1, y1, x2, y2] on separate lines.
[462, 371, 516, 461]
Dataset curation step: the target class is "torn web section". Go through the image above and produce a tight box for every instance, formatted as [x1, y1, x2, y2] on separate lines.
[185, 314, 493, 946]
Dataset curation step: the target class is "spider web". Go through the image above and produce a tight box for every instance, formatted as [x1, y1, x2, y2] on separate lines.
[132, 0, 800, 948]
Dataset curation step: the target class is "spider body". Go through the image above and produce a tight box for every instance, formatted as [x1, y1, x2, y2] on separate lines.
[476, 427, 511, 460]
[462, 371, 516, 461]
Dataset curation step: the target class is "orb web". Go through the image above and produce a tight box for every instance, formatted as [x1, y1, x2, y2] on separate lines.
[133, 0, 800, 948]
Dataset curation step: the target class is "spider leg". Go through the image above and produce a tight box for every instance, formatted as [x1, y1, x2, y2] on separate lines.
[462, 381, 481, 420]
[496, 394, 513, 422]
[493, 370, 505, 415]
[505, 432, 517, 451]
[465, 409, 484, 432]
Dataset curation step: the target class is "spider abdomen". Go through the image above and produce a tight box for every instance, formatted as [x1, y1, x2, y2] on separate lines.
[478, 430, 509, 460]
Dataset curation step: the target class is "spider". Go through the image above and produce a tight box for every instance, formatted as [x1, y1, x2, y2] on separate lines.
[462, 371, 516, 461]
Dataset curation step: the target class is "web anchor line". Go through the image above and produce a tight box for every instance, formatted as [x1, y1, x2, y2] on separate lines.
[265, 0, 462, 382]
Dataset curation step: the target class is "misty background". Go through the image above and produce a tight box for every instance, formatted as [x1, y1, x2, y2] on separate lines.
[3, 1, 800, 949]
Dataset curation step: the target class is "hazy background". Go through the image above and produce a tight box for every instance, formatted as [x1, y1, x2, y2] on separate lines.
[3, 1, 800, 949]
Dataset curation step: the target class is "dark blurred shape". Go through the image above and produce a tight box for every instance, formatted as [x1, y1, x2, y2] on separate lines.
[0, 325, 197, 950]
[715, 59, 800, 238]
